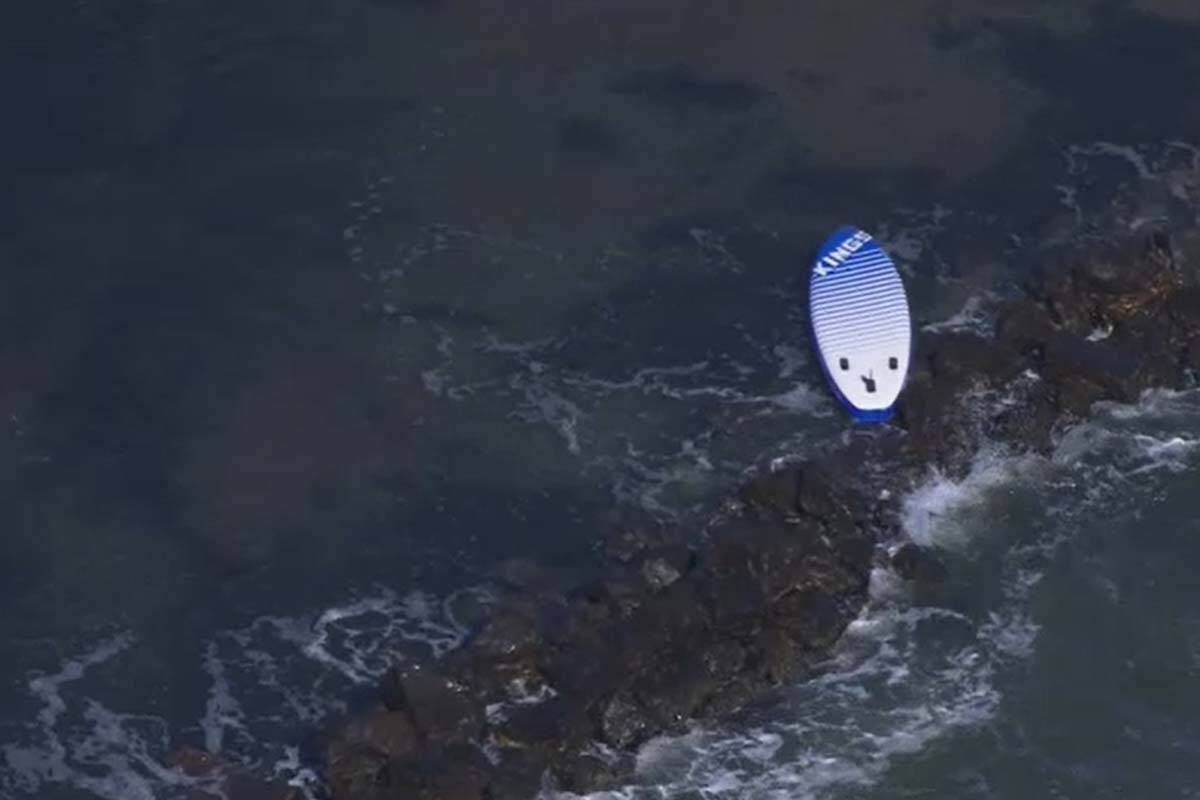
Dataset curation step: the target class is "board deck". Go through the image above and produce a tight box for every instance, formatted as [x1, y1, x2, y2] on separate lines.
[809, 226, 912, 423]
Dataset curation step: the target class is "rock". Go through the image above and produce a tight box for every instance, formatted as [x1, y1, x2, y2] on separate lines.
[926, 332, 1023, 388]
[755, 626, 807, 685]
[631, 648, 723, 730]
[1041, 332, 1140, 401]
[466, 602, 541, 663]
[795, 462, 853, 522]
[384, 744, 491, 800]
[538, 634, 627, 706]
[481, 749, 550, 800]
[770, 589, 856, 652]
[379, 667, 482, 745]
[988, 378, 1058, 452]
[326, 743, 388, 800]
[568, 575, 644, 621]
[896, 376, 970, 465]
[598, 691, 649, 748]
[639, 545, 693, 591]
[1054, 375, 1108, 418]
[739, 467, 800, 516]
[1167, 287, 1200, 338]
[890, 543, 949, 584]
[494, 697, 592, 752]
[1112, 314, 1181, 392]
[995, 298, 1057, 354]
[1186, 337, 1200, 371]
[698, 639, 746, 681]
[328, 707, 420, 763]
[552, 752, 622, 793]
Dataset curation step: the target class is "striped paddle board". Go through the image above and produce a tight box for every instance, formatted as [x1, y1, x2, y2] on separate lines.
[809, 226, 912, 423]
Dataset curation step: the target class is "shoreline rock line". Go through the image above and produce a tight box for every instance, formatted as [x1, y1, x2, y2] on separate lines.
[323, 230, 1200, 799]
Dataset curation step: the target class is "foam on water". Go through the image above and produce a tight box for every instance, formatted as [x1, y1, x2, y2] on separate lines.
[0, 588, 493, 799]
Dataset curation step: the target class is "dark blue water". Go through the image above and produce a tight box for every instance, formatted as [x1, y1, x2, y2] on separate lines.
[3, 3, 1200, 798]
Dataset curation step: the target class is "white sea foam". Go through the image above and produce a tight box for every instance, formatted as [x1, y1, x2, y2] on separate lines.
[0, 587, 493, 800]
[900, 450, 1045, 549]
[920, 294, 996, 335]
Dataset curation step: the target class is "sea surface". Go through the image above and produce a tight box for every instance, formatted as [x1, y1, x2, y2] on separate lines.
[3, 2, 1200, 799]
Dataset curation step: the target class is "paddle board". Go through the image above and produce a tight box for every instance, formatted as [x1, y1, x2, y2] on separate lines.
[809, 226, 912, 423]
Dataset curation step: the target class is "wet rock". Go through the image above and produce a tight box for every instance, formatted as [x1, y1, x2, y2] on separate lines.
[539, 634, 627, 705]
[926, 332, 1022, 388]
[1041, 332, 1140, 402]
[632, 651, 720, 731]
[552, 752, 621, 793]
[639, 545, 693, 591]
[988, 378, 1058, 452]
[494, 697, 592, 752]
[465, 602, 541, 663]
[739, 466, 800, 516]
[1166, 287, 1200, 338]
[699, 639, 747, 681]
[770, 588, 855, 652]
[598, 691, 649, 748]
[1186, 337, 1200, 371]
[379, 667, 482, 745]
[755, 626, 807, 685]
[384, 743, 491, 800]
[482, 749, 550, 800]
[890, 542, 949, 584]
[896, 376, 970, 465]
[326, 742, 387, 800]
[1055, 375, 1108, 418]
[795, 462, 853, 523]
[995, 298, 1057, 354]
[568, 575, 644, 620]
[328, 707, 420, 763]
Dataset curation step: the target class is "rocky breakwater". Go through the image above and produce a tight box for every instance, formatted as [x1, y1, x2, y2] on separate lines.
[322, 230, 1199, 799]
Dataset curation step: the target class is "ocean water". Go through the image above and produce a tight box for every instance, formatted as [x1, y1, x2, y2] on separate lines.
[4, 3, 1200, 799]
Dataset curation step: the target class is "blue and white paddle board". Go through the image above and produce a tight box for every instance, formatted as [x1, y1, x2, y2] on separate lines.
[809, 226, 912, 423]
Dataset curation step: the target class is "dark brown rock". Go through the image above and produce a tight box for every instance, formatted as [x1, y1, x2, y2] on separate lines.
[326, 743, 387, 800]
[553, 752, 621, 793]
[384, 744, 491, 800]
[467, 603, 541, 663]
[379, 667, 482, 745]
[896, 376, 969, 465]
[598, 691, 649, 749]
[995, 298, 1057, 354]
[328, 708, 420, 762]
[1055, 375, 1108, 418]
[927, 332, 1023, 388]
[494, 697, 592, 753]
[639, 545, 694, 591]
[1041, 332, 1139, 401]
[770, 589, 856, 652]
[698, 639, 747, 681]
[755, 626, 807, 685]
[632, 650, 720, 731]
[1185, 337, 1200, 371]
